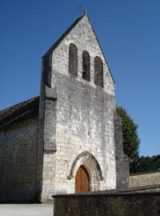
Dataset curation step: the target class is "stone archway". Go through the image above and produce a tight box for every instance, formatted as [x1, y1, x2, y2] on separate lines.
[67, 151, 103, 192]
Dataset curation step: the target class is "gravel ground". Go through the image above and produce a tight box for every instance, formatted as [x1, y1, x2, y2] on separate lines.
[0, 204, 53, 216]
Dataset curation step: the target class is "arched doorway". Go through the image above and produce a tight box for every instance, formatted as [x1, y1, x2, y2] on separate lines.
[68, 151, 104, 192]
[75, 165, 90, 193]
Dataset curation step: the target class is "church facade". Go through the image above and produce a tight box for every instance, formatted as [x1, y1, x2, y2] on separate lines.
[0, 13, 128, 202]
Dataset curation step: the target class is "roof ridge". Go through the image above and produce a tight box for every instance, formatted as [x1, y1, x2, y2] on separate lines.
[0, 96, 39, 126]
[42, 13, 115, 84]
[0, 96, 39, 114]
[42, 14, 85, 58]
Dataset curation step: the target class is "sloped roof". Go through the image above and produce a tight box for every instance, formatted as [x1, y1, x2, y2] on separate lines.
[0, 13, 116, 129]
[43, 14, 84, 58]
[42, 12, 115, 83]
[0, 97, 39, 129]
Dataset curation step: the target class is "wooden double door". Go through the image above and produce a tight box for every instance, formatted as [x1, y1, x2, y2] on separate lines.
[75, 165, 90, 193]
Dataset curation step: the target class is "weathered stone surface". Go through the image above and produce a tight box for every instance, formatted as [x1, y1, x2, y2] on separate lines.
[129, 171, 160, 188]
[0, 118, 38, 202]
[53, 192, 160, 216]
[40, 14, 117, 201]
[114, 112, 129, 189]
[0, 13, 128, 203]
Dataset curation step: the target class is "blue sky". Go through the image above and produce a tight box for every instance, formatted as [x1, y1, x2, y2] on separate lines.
[1, 0, 160, 156]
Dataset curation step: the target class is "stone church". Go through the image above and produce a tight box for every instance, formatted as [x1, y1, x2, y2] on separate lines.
[0, 12, 128, 202]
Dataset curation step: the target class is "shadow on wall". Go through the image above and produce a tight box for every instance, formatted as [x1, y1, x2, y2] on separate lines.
[53, 189, 160, 216]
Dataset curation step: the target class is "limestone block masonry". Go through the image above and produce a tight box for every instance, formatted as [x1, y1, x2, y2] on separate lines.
[53, 192, 160, 216]
[0, 118, 38, 202]
[0, 13, 129, 203]
[129, 171, 160, 188]
[40, 14, 117, 201]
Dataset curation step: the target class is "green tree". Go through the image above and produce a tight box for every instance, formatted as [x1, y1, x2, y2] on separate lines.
[130, 155, 160, 173]
[116, 106, 140, 160]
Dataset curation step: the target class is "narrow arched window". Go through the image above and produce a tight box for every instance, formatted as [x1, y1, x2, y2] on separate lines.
[94, 56, 103, 87]
[82, 51, 90, 81]
[69, 43, 78, 77]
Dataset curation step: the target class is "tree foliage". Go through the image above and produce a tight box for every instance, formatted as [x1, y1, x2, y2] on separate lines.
[116, 106, 140, 160]
[116, 106, 160, 173]
[130, 155, 160, 173]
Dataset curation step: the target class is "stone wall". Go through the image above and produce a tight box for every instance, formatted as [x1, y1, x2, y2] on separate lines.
[40, 14, 117, 200]
[0, 118, 38, 202]
[114, 112, 129, 189]
[53, 191, 160, 216]
[129, 171, 160, 188]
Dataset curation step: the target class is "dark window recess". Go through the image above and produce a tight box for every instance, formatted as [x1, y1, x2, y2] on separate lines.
[69, 43, 78, 77]
[94, 56, 103, 87]
[82, 51, 90, 81]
